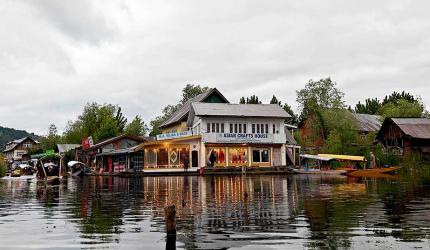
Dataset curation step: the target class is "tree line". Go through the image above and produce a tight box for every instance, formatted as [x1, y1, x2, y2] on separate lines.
[33, 80, 428, 154]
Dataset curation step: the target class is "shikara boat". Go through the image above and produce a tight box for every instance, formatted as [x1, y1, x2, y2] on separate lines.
[10, 168, 22, 177]
[292, 154, 348, 175]
[346, 166, 402, 177]
[36, 158, 63, 185]
[67, 161, 89, 177]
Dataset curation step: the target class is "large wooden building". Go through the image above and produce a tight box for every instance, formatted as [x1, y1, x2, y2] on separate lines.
[2, 137, 39, 162]
[377, 118, 430, 161]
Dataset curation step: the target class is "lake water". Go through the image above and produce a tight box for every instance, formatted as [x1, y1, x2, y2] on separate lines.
[0, 171, 429, 249]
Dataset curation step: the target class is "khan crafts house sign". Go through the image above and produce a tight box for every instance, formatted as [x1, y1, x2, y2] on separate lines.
[215, 133, 274, 143]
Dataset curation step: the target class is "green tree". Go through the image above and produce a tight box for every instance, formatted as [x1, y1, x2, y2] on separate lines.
[321, 109, 358, 154]
[95, 116, 119, 141]
[63, 103, 126, 143]
[180, 84, 210, 104]
[40, 124, 62, 150]
[282, 103, 299, 125]
[115, 107, 127, 133]
[240, 95, 262, 104]
[354, 98, 382, 115]
[270, 95, 281, 105]
[125, 116, 148, 137]
[382, 91, 420, 105]
[379, 99, 424, 119]
[296, 77, 345, 121]
[0, 153, 6, 177]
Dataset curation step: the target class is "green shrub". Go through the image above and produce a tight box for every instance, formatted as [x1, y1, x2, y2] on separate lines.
[0, 155, 7, 178]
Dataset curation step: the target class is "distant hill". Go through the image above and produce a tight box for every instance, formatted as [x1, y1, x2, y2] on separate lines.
[0, 126, 39, 151]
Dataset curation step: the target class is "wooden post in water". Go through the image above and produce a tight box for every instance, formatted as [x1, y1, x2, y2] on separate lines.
[164, 205, 176, 234]
[164, 205, 176, 250]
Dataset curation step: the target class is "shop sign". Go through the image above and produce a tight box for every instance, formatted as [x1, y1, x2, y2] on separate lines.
[157, 131, 192, 141]
[215, 133, 274, 143]
[81, 136, 94, 150]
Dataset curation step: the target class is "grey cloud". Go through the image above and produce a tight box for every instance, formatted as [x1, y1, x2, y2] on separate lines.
[1, 0, 430, 134]
[23, 0, 119, 44]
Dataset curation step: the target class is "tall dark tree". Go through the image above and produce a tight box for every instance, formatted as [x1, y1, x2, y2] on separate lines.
[382, 91, 420, 105]
[115, 107, 127, 133]
[270, 95, 281, 105]
[354, 98, 382, 115]
[239, 97, 246, 104]
[240, 95, 262, 104]
[282, 103, 299, 125]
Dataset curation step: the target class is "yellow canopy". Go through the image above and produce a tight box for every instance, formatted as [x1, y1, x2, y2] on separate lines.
[317, 154, 366, 162]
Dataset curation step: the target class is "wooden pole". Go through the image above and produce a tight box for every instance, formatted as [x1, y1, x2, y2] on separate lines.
[164, 204, 176, 250]
[164, 205, 176, 235]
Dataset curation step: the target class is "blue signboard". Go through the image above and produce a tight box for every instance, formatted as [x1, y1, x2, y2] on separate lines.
[156, 131, 193, 141]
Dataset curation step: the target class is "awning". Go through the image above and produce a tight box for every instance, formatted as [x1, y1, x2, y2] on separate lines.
[134, 135, 202, 151]
[300, 154, 333, 161]
[318, 154, 366, 162]
[95, 146, 139, 157]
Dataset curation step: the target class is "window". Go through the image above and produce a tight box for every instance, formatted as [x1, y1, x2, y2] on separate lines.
[265, 124, 269, 134]
[257, 124, 260, 133]
[252, 124, 255, 133]
[145, 149, 157, 168]
[238, 124, 242, 133]
[261, 124, 264, 133]
[243, 124, 247, 133]
[221, 123, 225, 133]
[216, 123, 220, 133]
[252, 148, 270, 163]
[234, 124, 238, 133]
[212, 123, 216, 133]
[228, 147, 248, 165]
[273, 124, 276, 134]
[207, 123, 211, 133]
[230, 124, 233, 133]
[132, 152, 144, 171]
[207, 147, 226, 166]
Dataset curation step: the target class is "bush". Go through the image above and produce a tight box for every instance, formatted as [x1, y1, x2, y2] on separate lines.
[0, 155, 7, 178]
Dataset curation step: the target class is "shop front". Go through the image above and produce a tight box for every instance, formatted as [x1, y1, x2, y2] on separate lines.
[137, 135, 201, 171]
[205, 144, 282, 168]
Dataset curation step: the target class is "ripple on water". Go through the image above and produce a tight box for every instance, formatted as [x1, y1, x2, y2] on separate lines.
[0, 174, 430, 249]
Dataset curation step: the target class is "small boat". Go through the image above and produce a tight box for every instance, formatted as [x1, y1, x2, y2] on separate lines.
[346, 166, 402, 177]
[67, 161, 88, 176]
[19, 163, 35, 176]
[11, 168, 22, 177]
[292, 154, 347, 175]
[293, 168, 347, 175]
[36, 157, 63, 185]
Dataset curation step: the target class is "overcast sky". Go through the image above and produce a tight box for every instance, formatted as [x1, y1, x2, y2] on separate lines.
[1, 0, 429, 135]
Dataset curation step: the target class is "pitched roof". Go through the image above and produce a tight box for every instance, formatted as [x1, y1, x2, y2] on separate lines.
[56, 144, 80, 154]
[352, 113, 382, 132]
[390, 118, 430, 139]
[191, 103, 291, 118]
[159, 88, 229, 128]
[87, 135, 147, 150]
[2, 137, 38, 153]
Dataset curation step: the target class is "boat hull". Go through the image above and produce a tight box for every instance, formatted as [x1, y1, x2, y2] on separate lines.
[293, 169, 347, 175]
[346, 166, 402, 177]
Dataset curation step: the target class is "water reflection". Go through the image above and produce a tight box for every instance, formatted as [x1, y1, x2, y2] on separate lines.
[0, 172, 429, 249]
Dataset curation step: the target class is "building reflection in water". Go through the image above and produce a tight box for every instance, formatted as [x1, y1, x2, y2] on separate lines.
[1, 171, 427, 249]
